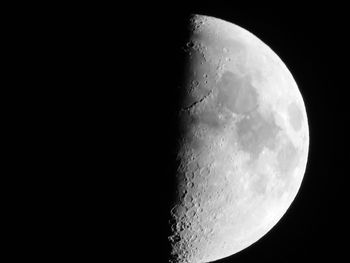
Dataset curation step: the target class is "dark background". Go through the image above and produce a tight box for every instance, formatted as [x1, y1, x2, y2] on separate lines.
[9, 3, 347, 263]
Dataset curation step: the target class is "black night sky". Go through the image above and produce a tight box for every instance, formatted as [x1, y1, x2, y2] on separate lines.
[18, 4, 347, 263]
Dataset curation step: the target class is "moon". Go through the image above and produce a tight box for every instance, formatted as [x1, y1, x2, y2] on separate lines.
[168, 15, 309, 263]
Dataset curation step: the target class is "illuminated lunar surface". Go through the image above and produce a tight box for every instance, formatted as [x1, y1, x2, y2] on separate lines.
[168, 15, 309, 263]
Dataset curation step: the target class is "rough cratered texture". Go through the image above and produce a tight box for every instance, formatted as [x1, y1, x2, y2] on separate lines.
[169, 15, 309, 263]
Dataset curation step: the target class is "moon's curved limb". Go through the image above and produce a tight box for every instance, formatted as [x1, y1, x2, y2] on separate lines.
[169, 14, 309, 263]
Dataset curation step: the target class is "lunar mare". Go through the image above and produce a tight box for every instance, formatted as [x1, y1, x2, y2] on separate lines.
[169, 15, 309, 263]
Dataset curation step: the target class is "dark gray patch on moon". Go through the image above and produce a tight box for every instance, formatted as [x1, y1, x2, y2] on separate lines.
[216, 71, 258, 114]
[287, 102, 303, 131]
[276, 140, 299, 176]
[251, 172, 269, 195]
[236, 110, 280, 158]
[197, 108, 222, 128]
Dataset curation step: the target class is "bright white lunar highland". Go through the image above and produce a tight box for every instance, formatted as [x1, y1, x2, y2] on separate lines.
[169, 15, 309, 263]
